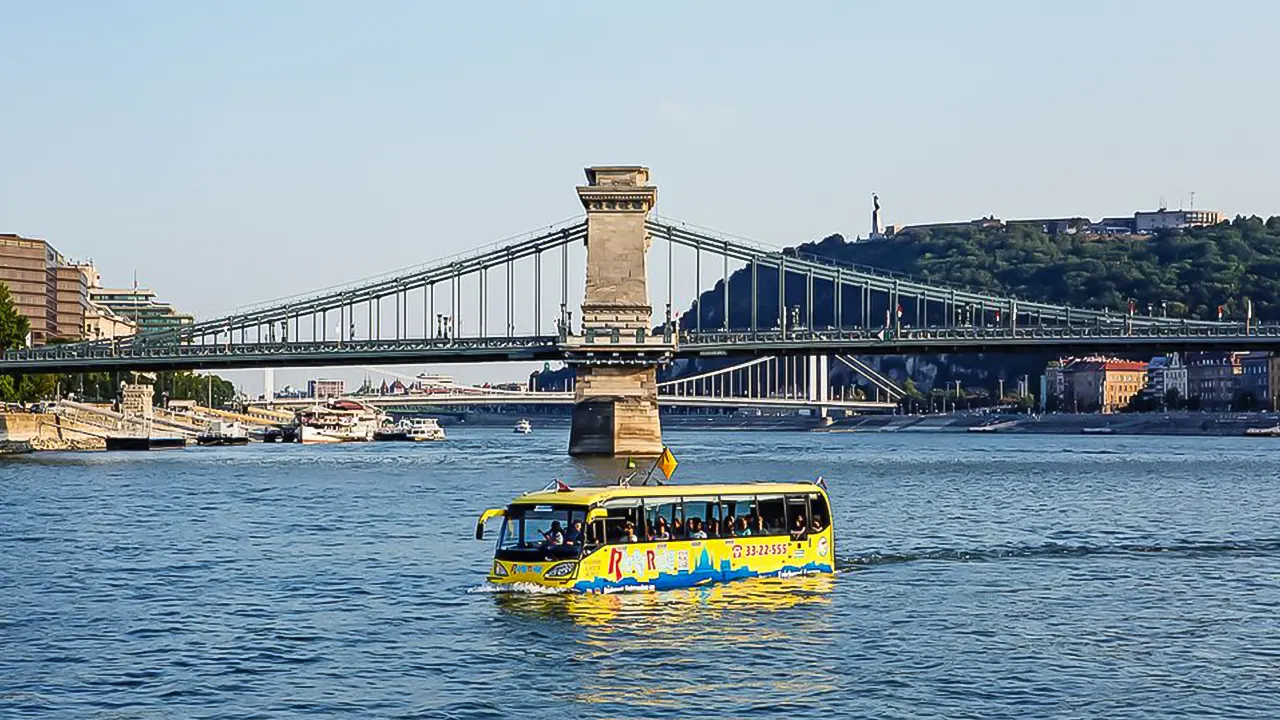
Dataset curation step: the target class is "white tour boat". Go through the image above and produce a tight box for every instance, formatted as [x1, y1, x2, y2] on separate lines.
[296, 402, 380, 444]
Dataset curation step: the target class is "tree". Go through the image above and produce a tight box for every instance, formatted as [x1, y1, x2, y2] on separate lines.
[1163, 387, 1183, 411]
[0, 283, 32, 402]
[898, 378, 925, 414]
[0, 282, 30, 350]
[156, 371, 236, 408]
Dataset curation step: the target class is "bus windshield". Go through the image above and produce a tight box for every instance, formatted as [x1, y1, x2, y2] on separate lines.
[496, 504, 586, 560]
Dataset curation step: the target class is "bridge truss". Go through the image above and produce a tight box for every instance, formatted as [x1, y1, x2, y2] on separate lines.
[1, 214, 1266, 374]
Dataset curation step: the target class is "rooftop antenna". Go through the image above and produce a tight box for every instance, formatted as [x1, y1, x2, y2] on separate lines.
[1189, 190, 1195, 210]
[1159, 196, 1167, 211]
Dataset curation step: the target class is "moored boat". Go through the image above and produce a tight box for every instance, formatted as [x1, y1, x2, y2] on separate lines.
[295, 402, 379, 444]
[196, 420, 250, 446]
[407, 417, 445, 441]
[1245, 425, 1280, 437]
[105, 436, 187, 451]
[373, 417, 445, 442]
[513, 418, 532, 434]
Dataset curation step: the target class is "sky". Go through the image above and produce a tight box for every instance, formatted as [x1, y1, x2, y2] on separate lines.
[2, 1, 1278, 393]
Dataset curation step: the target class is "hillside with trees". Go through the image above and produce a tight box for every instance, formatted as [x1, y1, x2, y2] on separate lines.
[680, 215, 1280, 331]
[795, 215, 1280, 322]
[668, 216, 1280, 400]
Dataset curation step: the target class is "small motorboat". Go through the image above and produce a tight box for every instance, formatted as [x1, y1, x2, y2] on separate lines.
[407, 417, 446, 441]
[513, 418, 532, 435]
[375, 418, 446, 442]
[196, 420, 250, 446]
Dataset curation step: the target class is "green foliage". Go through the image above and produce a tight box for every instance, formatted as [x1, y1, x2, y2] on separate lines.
[802, 216, 1280, 321]
[0, 282, 45, 403]
[153, 371, 237, 408]
[0, 282, 30, 350]
[54, 371, 236, 407]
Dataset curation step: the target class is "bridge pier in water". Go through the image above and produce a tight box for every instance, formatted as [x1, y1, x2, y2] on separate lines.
[567, 166, 665, 458]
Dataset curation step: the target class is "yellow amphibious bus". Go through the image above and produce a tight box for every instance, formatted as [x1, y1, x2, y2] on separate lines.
[475, 480, 834, 593]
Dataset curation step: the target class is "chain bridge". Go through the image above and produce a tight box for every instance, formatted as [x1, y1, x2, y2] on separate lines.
[4, 166, 1272, 455]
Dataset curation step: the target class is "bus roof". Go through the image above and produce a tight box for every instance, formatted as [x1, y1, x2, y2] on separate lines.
[511, 481, 827, 506]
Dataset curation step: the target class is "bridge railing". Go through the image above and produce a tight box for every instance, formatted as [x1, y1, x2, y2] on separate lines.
[2, 336, 563, 363]
[679, 323, 1277, 345]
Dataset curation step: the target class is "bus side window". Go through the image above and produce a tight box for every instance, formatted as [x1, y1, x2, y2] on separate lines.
[682, 499, 716, 535]
[603, 505, 643, 544]
[644, 499, 683, 540]
[756, 496, 787, 535]
[785, 495, 808, 539]
[809, 493, 830, 531]
[721, 491, 747, 527]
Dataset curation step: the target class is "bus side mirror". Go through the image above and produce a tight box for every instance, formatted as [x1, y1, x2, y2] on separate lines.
[475, 508, 505, 541]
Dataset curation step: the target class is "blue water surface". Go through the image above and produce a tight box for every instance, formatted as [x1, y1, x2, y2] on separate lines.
[2, 430, 1278, 718]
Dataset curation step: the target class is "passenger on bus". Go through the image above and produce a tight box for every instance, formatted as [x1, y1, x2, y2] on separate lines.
[688, 518, 708, 539]
[723, 514, 736, 537]
[564, 520, 584, 546]
[734, 517, 752, 536]
[810, 515, 824, 533]
[751, 515, 765, 535]
[651, 517, 671, 541]
[621, 521, 638, 543]
[790, 514, 807, 540]
[671, 518, 685, 539]
[707, 518, 720, 538]
[543, 521, 564, 546]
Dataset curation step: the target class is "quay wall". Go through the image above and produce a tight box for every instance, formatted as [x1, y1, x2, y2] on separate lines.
[1, 413, 106, 451]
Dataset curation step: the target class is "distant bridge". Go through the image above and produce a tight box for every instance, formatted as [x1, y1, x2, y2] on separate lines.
[250, 354, 898, 413]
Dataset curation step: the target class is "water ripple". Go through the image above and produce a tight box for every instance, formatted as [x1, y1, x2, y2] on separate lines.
[2, 430, 1280, 718]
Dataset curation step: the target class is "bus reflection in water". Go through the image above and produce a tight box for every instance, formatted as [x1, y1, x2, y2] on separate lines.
[475, 480, 835, 593]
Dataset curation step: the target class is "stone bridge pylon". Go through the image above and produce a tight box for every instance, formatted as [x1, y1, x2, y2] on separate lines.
[566, 166, 667, 457]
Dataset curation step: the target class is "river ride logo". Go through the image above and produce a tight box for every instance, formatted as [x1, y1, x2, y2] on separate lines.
[817, 537, 829, 558]
[607, 546, 690, 580]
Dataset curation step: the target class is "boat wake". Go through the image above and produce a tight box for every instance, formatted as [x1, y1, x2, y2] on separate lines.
[465, 581, 572, 596]
[838, 538, 1280, 570]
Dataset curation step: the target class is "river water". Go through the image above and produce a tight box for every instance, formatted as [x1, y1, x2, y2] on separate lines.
[2, 430, 1278, 718]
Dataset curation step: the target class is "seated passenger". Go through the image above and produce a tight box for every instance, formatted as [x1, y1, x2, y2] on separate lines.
[723, 514, 736, 537]
[810, 515, 824, 533]
[688, 518, 708, 539]
[542, 521, 564, 546]
[671, 518, 685, 539]
[790, 514, 807, 540]
[751, 515, 765, 535]
[706, 518, 720, 538]
[651, 517, 671, 541]
[621, 521, 638, 543]
[734, 517, 752, 537]
[564, 520, 584, 546]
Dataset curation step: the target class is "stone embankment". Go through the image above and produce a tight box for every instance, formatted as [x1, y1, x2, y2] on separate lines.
[0, 440, 33, 454]
[1, 413, 106, 452]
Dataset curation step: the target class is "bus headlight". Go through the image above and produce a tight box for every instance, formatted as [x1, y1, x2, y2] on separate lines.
[543, 561, 577, 579]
